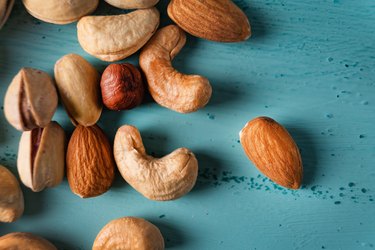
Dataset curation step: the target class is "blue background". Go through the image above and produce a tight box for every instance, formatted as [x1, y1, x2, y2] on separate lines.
[1, 0, 374, 249]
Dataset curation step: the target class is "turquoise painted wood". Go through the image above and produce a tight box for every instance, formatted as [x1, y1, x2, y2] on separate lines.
[1, 0, 374, 249]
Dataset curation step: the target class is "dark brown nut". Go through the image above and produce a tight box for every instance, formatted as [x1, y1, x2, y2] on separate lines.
[0, 232, 57, 250]
[4, 68, 58, 131]
[100, 63, 144, 111]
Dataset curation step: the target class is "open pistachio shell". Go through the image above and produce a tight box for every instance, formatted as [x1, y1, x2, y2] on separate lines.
[0, 165, 24, 223]
[4, 68, 58, 131]
[17, 121, 65, 192]
[0, 0, 14, 29]
[22, 0, 99, 24]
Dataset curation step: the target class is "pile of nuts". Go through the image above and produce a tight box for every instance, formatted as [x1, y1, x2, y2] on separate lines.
[0, 0, 304, 249]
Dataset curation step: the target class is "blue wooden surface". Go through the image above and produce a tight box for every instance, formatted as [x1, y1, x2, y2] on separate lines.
[1, 0, 374, 249]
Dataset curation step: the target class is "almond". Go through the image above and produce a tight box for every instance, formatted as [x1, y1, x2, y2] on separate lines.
[240, 117, 303, 189]
[66, 125, 115, 198]
[167, 0, 251, 42]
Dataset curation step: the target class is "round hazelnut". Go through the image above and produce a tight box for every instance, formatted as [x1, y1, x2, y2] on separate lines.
[100, 63, 144, 111]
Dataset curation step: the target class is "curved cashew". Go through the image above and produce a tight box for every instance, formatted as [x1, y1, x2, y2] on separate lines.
[114, 125, 198, 201]
[140, 24, 212, 113]
[0, 165, 24, 223]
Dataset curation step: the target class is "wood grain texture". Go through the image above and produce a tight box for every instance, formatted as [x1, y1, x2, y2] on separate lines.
[0, 0, 374, 249]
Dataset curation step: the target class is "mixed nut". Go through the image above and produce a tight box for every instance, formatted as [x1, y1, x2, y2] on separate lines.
[0, 0, 307, 249]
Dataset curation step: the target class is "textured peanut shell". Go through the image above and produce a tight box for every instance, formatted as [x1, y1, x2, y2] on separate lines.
[0, 166, 24, 223]
[77, 8, 160, 62]
[105, 0, 159, 9]
[67, 125, 115, 198]
[17, 121, 65, 192]
[114, 125, 198, 201]
[168, 0, 251, 42]
[240, 117, 303, 189]
[0, 0, 14, 29]
[4, 68, 58, 131]
[93, 217, 164, 250]
[0, 232, 57, 250]
[140, 25, 212, 113]
[22, 0, 98, 24]
[54, 54, 102, 126]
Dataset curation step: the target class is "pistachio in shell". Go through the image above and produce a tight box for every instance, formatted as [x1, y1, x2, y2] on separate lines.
[0, 0, 14, 29]
[17, 121, 66, 192]
[4, 68, 58, 131]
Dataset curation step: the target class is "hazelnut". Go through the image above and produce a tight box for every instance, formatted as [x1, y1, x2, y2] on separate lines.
[100, 63, 145, 111]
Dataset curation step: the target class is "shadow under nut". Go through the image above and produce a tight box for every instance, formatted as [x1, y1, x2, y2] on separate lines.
[140, 25, 212, 113]
[114, 125, 198, 201]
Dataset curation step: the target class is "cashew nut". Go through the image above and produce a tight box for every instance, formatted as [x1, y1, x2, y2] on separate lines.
[0, 232, 57, 250]
[0, 165, 24, 223]
[105, 0, 159, 9]
[139, 24, 212, 113]
[114, 125, 198, 201]
[93, 217, 164, 250]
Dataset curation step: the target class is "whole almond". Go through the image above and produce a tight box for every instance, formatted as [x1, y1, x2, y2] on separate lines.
[167, 0, 251, 42]
[239, 117, 303, 189]
[66, 125, 115, 198]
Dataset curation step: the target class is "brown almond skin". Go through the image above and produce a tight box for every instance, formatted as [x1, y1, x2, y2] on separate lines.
[167, 0, 251, 42]
[66, 125, 115, 198]
[100, 63, 144, 111]
[240, 117, 303, 189]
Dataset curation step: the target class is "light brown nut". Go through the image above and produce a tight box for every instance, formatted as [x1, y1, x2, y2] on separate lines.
[100, 63, 144, 111]
[4, 68, 58, 131]
[93, 217, 164, 250]
[54, 54, 102, 126]
[0, 232, 57, 250]
[239, 117, 303, 189]
[140, 25, 212, 113]
[77, 8, 160, 62]
[167, 0, 251, 42]
[0, 0, 14, 29]
[17, 121, 65, 192]
[105, 0, 159, 9]
[67, 125, 115, 198]
[114, 125, 198, 201]
[22, 0, 98, 25]
[0, 165, 24, 223]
